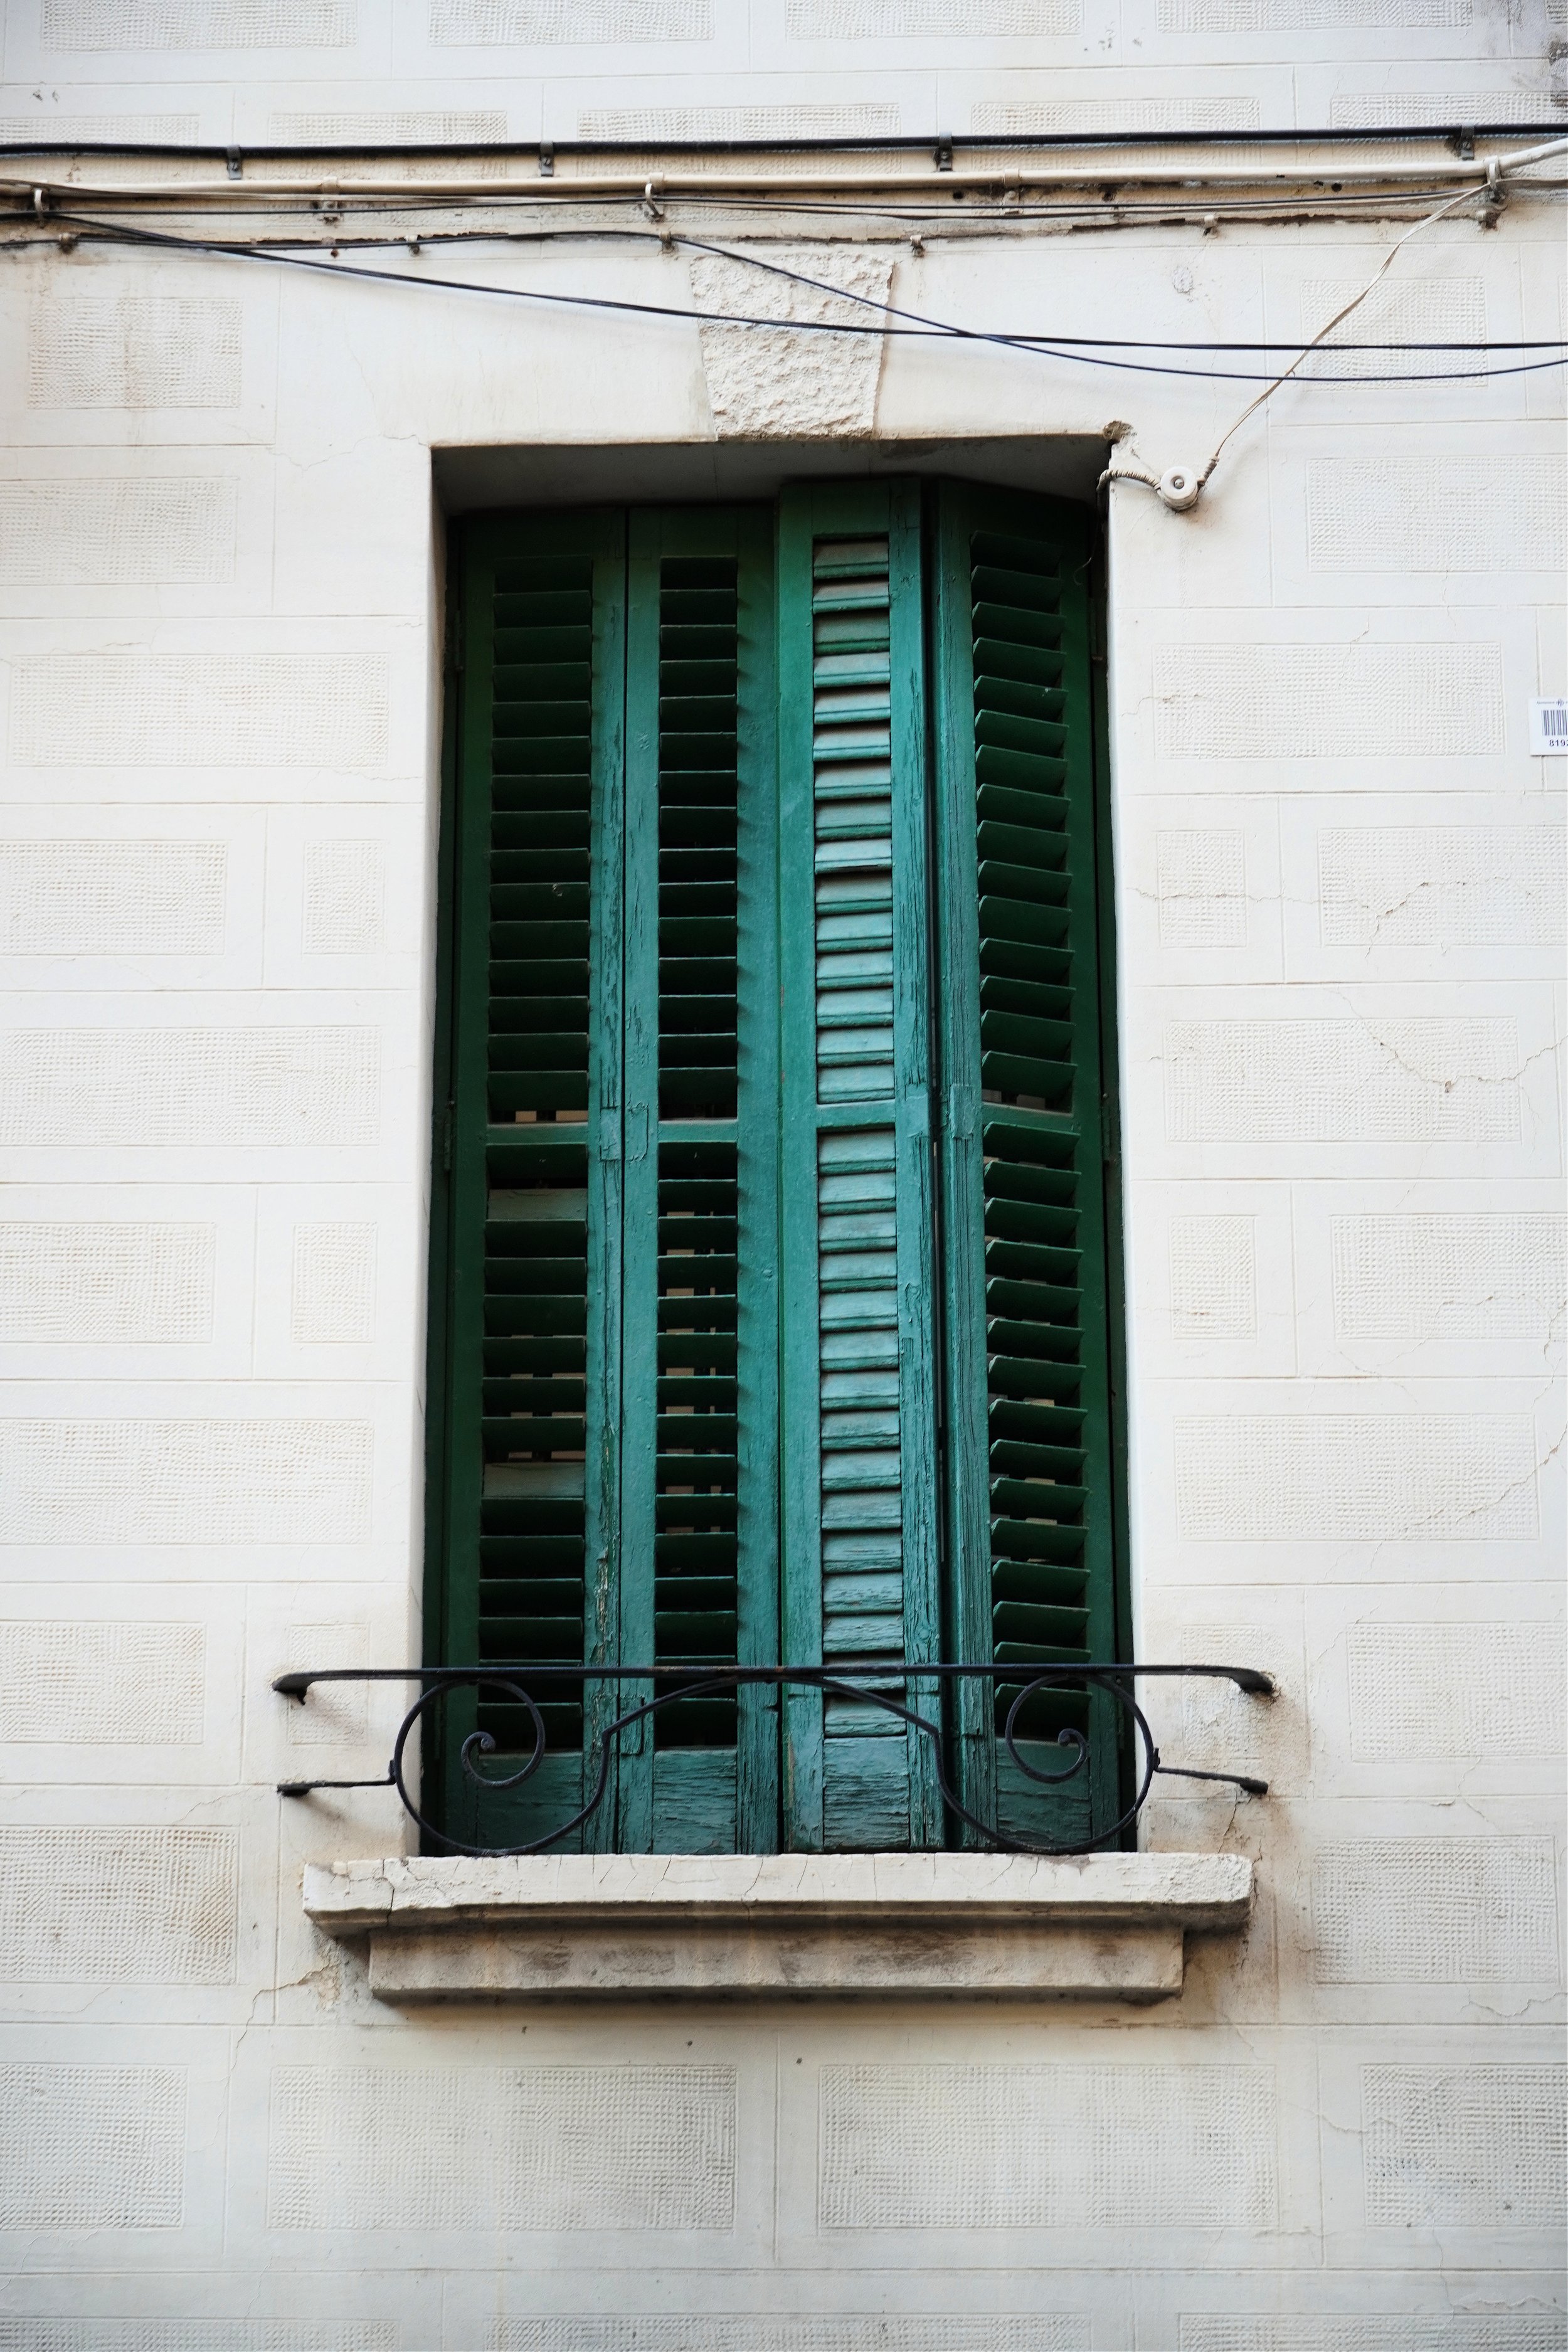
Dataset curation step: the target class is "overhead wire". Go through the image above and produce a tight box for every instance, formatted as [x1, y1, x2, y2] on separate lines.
[669, 226, 1568, 382]
[16, 210, 1568, 391]
[1191, 175, 1522, 486]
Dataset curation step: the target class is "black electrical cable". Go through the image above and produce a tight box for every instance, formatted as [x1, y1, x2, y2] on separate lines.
[2, 123, 1564, 157]
[91, 209, 1551, 351]
[675, 227, 1568, 359]
[24, 211, 1568, 389]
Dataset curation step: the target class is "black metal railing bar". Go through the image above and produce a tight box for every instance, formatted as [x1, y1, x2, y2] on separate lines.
[273, 1661, 1273, 1861]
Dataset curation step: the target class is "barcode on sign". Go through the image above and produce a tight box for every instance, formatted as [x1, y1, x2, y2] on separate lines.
[1529, 698, 1568, 753]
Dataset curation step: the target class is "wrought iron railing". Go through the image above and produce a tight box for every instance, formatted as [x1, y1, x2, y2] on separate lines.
[273, 1661, 1273, 1859]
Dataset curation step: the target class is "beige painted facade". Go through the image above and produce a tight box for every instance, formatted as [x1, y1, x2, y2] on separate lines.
[0, 7, 1564, 2344]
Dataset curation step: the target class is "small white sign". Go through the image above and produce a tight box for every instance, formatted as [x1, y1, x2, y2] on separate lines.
[1530, 697, 1568, 755]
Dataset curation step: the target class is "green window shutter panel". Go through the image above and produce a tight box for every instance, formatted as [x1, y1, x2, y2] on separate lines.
[433, 509, 628, 1854]
[931, 482, 1123, 1851]
[433, 507, 779, 1857]
[619, 506, 781, 1857]
[778, 485, 943, 1853]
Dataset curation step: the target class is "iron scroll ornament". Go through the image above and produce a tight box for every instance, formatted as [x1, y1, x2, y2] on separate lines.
[273, 1661, 1273, 1860]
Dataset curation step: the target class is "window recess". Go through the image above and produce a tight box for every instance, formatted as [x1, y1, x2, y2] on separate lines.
[423, 480, 1130, 1858]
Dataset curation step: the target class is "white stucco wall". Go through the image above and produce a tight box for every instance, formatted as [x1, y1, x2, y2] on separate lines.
[0, 8, 1564, 2341]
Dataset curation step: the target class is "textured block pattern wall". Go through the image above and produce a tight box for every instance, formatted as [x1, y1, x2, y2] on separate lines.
[1305, 459, 1568, 573]
[1331, 1214, 1567, 1341]
[428, 0, 711, 37]
[1161, 0, 1471, 24]
[786, 1, 1079, 29]
[1155, 647, 1505, 760]
[1311, 1840, 1559, 1983]
[301, 842, 385, 954]
[1316, 830, 1565, 948]
[0, 2330, 395, 2352]
[0, 481, 238, 585]
[0, 1826, 238, 1982]
[1164, 1021, 1521, 1145]
[28, 299, 242, 409]
[1168, 1217, 1257, 1337]
[39, 0, 357, 44]
[0, 1221, 215, 1342]
[497, 2328, 1088, 2350]
[1347, 1624, 1565, 1759]
[818, 2065, 1278, 2227]
[0, 2064, 184, 2227]
[0, 1028, 380, 1146]
[1361, 2068, 1568, 2227]
[10, 657, 390, 769]
[1302, 280, 1486, 378]
[290, 1224, 377, 1343]
[1175, 1415, 1539, 1541]
[267, 2066, 738, 2230]
[0, 1620, 205, 1743]
[1179, 2323, 1568, 2349]
[0, 842, 227, 956]
[1158, 831, 1248, 947]
[0, 1419, 373, 1543]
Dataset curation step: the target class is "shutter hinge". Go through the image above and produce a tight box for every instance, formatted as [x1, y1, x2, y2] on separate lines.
[946, 1083, 976, 1141]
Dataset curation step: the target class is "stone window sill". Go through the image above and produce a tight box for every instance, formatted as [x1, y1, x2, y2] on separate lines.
[304, 1851, 1252, 2004]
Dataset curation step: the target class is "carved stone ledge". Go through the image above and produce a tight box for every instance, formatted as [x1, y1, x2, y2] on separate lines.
[304, 1851, 1253, 2005]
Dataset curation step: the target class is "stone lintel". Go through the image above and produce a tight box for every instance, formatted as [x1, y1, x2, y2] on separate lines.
[304, 1852, 1251, 2003]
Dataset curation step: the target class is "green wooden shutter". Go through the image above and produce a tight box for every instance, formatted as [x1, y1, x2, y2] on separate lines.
[432, 506, 779, 1856]
[778, 484, 943, 1853]
[432, 509, 627, 1853]
[931, 482, 1123, 1849]
[618, 506, 780, 1855]
[431, 482, 1121, 1860]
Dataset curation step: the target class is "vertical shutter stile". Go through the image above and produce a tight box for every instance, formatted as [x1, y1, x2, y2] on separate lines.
[779, 483, 942, 1853]
[933, 484, 1122, 1850]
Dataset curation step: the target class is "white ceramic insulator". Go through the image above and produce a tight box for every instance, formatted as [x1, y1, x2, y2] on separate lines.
[1158, 465, 1203, 511]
